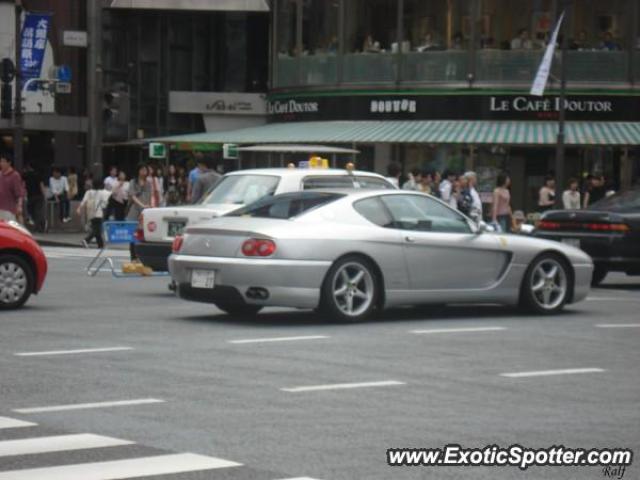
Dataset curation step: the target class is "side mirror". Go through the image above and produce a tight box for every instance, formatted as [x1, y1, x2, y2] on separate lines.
[475, 221, 490, 234]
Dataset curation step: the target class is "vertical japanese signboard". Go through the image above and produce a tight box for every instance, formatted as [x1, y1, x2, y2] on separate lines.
[20, 13, 51, 91]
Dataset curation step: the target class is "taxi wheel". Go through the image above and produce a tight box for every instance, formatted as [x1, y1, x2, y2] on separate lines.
[0, 255, 34, 310]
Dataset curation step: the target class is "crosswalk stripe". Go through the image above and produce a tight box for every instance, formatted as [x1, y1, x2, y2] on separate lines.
[0, 453, 242, 480]
[0, 418, 36, 430]
[13, 398, 164, 414]
[0, 434, 133, 457]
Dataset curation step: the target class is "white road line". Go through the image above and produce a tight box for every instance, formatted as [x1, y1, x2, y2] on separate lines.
[281, 380, 406, 393]
[15, 347, 133, 357]
[276, 478, 323, 480]
[411, 326, 506, 335]
[595, 324, 640, 328]
[587, 297, 640, 302]
[228, 335, 329, 344]
[0, 453, 242, 480]
[0, 434, 133, 457]
[0, 417, 36, 430]
[500, 368, 605, 378]
[13, 398, 164, 414]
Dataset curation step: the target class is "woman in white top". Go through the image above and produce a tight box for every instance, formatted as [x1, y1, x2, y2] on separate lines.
[562, 178, 581, 210]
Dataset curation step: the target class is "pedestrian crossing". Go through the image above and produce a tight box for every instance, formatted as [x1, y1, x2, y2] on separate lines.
[0, 415, 320, 480]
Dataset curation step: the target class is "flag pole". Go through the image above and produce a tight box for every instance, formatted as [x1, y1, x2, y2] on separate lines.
[554, 5, 569, 208]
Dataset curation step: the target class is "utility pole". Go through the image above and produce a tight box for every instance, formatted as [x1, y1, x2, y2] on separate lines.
[87, 0, 103, 177]
[554, 2, 570, 208]
[13, 0, 23, 171]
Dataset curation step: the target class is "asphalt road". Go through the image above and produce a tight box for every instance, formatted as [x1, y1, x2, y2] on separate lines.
[0, 247, 638, 480]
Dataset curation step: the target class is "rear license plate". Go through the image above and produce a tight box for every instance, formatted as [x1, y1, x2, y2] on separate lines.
[191, 269, 216, 289]
[562, 238, 580, 248]
[168, 221, 186, 237]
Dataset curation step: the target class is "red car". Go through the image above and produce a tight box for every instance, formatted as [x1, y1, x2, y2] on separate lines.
[0, 220, 47, 309]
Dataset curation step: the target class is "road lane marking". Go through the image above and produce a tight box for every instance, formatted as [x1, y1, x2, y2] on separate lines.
[15, 347, 133, 357]
[13, 398, 165, 414]
[595, 324, 640, 328]
[411, 326, 506, 335]
[228, 335, 329, 344]
[0, 453, 242, 480]
[500, 368, 605, 378]
[277, 478, 323, 480]
[0, 417, 36, 430]
[281, 380, 406, 393]
[0, 434, 133, 457]
[587, 297, 640, 302]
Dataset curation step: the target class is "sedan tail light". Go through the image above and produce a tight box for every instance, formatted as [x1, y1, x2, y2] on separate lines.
[172, 235, 184, 253]
[538, 220, 629, 233]
[241, 238, 276, 257]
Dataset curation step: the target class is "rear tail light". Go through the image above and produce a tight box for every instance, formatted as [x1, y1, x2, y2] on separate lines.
[538, 220, 629, 233]
[172, 235, 184, 253]
[241, 238, 276, 257]
[134, 228, 145, 242]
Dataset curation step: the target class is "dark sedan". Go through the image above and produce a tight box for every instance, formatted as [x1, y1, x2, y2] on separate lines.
[534, 187, 640, 285]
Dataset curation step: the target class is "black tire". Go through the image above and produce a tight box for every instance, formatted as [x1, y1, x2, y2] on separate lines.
[520, 253, 571, 315]
[591, 266, 608, 286]
[0, 255, 34, 310]
[320, 255, 380, 322]
[215, 302, 263, 317]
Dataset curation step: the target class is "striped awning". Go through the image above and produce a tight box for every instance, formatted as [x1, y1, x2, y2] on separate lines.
[151, 121, 640, 146]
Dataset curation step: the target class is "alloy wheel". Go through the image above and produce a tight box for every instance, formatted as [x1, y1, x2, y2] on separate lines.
[331, 262, 374, 317]
[530, 258, 567, 310]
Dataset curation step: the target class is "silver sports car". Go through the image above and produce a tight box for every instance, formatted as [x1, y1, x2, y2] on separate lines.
[169, 190, 593, 321]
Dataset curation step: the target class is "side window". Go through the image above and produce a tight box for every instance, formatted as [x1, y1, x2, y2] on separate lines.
[380, 195, 471, 233]
[302, 176, 355, 189]
[353, 198, 394, 227]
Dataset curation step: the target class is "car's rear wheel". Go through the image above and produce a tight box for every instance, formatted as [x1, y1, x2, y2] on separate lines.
[0, 255, 34, 310]
[591, 265, 608, 286]
[320, 255, 379, 322]
[215, 301, 262, 317]
[520, 253, 571, 315]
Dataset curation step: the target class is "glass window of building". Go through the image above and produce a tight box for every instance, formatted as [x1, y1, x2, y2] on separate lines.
[275, 0, 299, 87]
[300, 0, 338, 85]
[343, 0, 399, 83]
[402, 0, 470, 82]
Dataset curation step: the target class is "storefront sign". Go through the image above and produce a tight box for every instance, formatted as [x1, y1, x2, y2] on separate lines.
[267, 93, 639, 122]
[169, 91, 266, 115]
[20, 13, 51, 91]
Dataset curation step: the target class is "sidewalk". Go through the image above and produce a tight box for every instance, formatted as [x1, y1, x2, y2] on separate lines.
[34, 231, 128, 250]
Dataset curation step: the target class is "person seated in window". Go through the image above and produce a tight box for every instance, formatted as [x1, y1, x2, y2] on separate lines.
[362, 34, 382, 53]
[480, 36, 496, 49]
[598, 31, 621, 51]
[570, 30, 592, 50]
[450, 32, 464, 50]
[326, 35, 338, 54]
[417, 32, 441, 52]
[511, 28, 533, 50]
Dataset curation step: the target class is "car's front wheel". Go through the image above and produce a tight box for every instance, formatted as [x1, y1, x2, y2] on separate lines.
[320, 255, 380, 322]
[520, 253, 571, 315]
[0, 255, 34, 310]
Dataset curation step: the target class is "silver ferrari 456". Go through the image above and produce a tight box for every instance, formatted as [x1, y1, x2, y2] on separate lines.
[169, 190, 593, 321]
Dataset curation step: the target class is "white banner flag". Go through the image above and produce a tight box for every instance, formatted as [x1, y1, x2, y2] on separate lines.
[530, 12, 565, 97]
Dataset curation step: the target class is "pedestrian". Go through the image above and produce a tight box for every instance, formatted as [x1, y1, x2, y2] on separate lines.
[385, 162, 401, 188]
[418, 170, 434, 195]
[511, 210, 533, 234]
[402, 168, 422, 191]
[191, 158, 221, 204]
[49, 167, 71, 223]
[154, 165, 165, 207]
[538, 175, 556, 212]
[111, 171, 129, 221]
[582, 174, 606, 208]
[103, 166, 119, 220]
[67, 167, 79, 200]
[127, 164, 152, 260]
[0, 153, 25, 223]
[439, 169, 457, 206]
[187, 153, 205, 202]
[562, 178, 581, 210]
[431, 170, 442, 198]
[147, 165, 163, 208]
[462, 171, 482, 223]
[81, 170, 93, 198]
[492, 173, 512, 233]
[22, 163, 47, 232]
[164, 164, 181, 206]
[77, 179, 111, 249]
[449, 174, 462, 210]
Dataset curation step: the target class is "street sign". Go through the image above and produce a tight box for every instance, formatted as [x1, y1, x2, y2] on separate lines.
[149, 142, 167, 159]
[54, 81, 71, 94]
[223, 143, 239, 160]
[63, 30, 88, 48]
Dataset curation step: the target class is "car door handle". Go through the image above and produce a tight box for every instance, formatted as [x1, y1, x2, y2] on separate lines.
[405, 236, 416, 243]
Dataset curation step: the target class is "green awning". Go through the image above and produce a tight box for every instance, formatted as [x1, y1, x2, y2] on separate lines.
[151, 121, 640, 146]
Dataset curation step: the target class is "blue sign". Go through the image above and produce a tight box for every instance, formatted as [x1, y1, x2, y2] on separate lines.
[57, 64, 71, 82]
[103, 221, 139, 244]
[20, 13, 51, 91]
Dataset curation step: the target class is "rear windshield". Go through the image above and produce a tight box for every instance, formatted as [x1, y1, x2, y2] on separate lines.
[589, 189, 640, 213]
[200, 175, 280, 206]
[302, 175, 394, 190]
[226, 192, 344, 219]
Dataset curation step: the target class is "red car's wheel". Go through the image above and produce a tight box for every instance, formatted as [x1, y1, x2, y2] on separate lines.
[0, 254, 34, 310]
